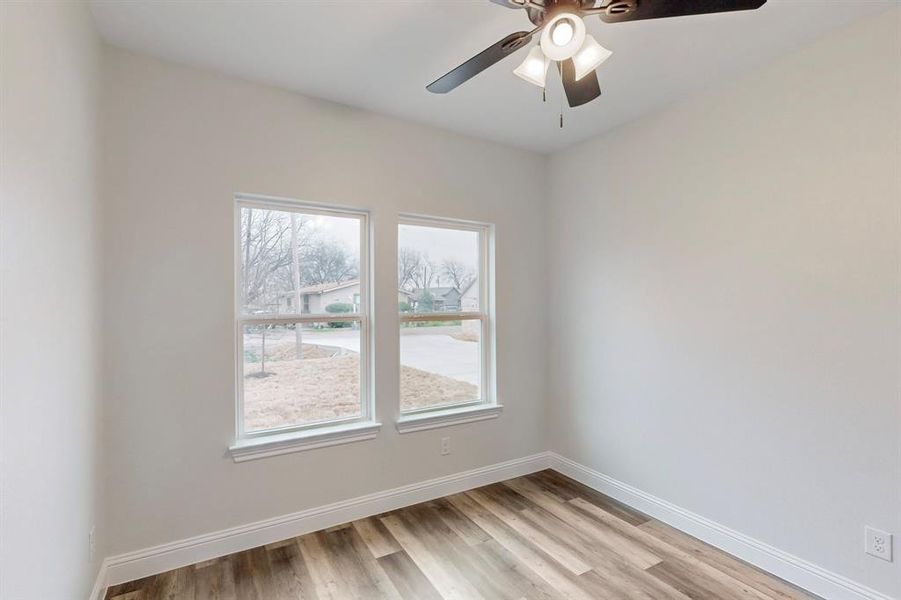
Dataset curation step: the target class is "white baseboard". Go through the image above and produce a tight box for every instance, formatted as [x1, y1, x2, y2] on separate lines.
[89, 559, 109, 600]
[547, 452, 896, 600]
[100, 452, 552, 592]
[93, 451, 895, 600]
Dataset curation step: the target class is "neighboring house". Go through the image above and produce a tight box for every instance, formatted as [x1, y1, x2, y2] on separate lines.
[397, 289, 414, 309]
[410, 285, 469, 312]
[278, 280, 360, 314]
[278, 280, 413, 314]
[460, 280, 478, 311]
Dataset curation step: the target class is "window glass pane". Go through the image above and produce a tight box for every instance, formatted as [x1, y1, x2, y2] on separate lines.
[400, 320, 481, 412]
[242, 323, 361, 432]
[398, 224, 479, 314]
[240, 206, 361, 316]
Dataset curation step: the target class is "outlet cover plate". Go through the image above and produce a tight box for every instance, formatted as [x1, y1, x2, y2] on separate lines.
[865, 526, 893, 562]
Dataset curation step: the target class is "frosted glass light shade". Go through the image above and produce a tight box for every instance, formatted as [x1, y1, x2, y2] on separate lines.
[539, 13, 586, 61]
[513, 46, 551, 88]
[572, 35, 613, 81]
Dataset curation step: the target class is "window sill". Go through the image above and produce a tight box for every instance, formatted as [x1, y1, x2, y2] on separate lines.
[229, 421, 382, 462]
[396, 404, 503, 434]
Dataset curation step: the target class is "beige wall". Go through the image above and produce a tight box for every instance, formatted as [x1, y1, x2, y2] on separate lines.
[100, 48, 548, 556]
[546, 10, 901, 597]
[0, 1, 104, 597]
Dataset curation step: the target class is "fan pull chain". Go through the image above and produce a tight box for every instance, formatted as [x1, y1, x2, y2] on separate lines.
[542, 87, 546, 102]
[559, 93, 564, 129]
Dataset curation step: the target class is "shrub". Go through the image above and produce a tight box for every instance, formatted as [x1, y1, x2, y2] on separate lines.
[416, 291, 435, 313]
[325, 302, 353, 328]
[325, 302, 353, 313]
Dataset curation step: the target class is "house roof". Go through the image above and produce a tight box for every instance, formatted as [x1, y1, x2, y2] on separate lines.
[410, 287, 459, 300]
[280, 279, 359, 297]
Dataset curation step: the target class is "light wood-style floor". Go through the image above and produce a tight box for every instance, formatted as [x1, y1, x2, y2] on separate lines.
[105, 470, 819, 600]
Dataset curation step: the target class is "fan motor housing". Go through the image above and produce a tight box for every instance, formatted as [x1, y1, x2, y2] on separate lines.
[529, 0, 581, 26]
[528, 0, 636, 26]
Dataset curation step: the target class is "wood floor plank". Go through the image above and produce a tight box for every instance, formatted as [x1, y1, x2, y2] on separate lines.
[534, 470, 652, 526]
[107, 591, 145, 600]
[466, 488, 593, 576]
[107, 472, 820, 600]
[639, 520, 821, 600]
[105, 575, 156, 599]
[232, 546, 276, 600]
[474, 538, 571, 600]
[524, 471, 578, 502]
[142, 569, 175, 600]
[429, 497, 492, 546]
[353, 516, 402, 558]
[266, 537, 319, 599]
[193, 556, 237, 600]
[321, 525, 403, 599]
[447, 491, 599, 600]
[504, 476, 663, 569]
[518, 507, 693, 600]
[402, 502, 528, 600]
[569, 497, 774, 600]
[503, 500, 691, 600]
[381, 510, 487, 600]
[297, 532, 344, 600]
[378, 550, 444, 600]
[649, 559, 755, 600]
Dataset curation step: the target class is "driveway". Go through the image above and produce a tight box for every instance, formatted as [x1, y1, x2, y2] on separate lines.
[301, 326, 479, 386]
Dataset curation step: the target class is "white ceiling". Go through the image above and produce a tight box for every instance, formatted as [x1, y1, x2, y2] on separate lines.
[89, 0, 893, 154]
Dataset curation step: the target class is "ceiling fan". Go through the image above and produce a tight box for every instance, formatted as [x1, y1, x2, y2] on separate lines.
[427, 0, 768, 108]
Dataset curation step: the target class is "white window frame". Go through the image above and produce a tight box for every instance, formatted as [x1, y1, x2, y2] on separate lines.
[396, 214, 501, 434]
[229, 194, 379, 462]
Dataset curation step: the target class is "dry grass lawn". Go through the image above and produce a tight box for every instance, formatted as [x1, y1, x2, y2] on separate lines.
[244, 346, 477, 431]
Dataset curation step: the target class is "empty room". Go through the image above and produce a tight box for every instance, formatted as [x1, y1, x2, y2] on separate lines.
[1, 1, 899, 599]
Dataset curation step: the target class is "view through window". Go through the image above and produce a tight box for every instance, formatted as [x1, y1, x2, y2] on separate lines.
[237, 200, 368, 435]
[398, 218, 490, 413]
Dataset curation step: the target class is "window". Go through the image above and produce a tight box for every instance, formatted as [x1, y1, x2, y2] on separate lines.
[230, 196, 377, 461]
[396, 216, 498, 432]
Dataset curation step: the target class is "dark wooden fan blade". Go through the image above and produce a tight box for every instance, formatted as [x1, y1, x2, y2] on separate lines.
[599, 0, 766, 23]
[560, 59, 601, 108]
[427, 31, 533, 94]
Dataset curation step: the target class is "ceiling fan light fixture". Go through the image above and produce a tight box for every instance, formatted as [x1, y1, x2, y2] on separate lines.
[513, 45, 551, 88]
[539, 12, 585, 61]
[551, 20, 574, 46]
[572, 35, 613, 81]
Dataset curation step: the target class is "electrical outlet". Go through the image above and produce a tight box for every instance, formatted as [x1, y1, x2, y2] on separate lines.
[89, 526, 96, 562]
[865, 526, 892, 562]
[440, 437, 451, 456]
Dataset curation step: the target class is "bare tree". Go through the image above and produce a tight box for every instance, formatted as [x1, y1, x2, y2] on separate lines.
[412, 258, 437, 290]
[398, 247, 422, 291]
[302, 238, 358, 285]
[241, 208, 316, 312]
[441, 259, 475, 291]
[241, 208, 293, 311]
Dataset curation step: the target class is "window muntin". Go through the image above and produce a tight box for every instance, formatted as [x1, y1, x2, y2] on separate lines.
[398, 217, 492, 415]
[236, 197, 370, 438]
